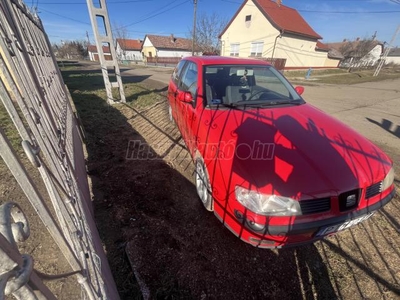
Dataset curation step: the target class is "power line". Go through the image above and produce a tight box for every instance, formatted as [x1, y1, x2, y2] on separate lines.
[39, 7, 91, 25]
[220, 0, 400, 13]
[38, 0, 155, 4]
[114, 0, 189, 29]
[298, 9, 400, 14]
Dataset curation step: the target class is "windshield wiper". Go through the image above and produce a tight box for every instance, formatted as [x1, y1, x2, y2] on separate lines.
[234, 99, 303, 106]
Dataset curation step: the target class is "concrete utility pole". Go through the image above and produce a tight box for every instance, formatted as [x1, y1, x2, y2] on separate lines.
[86, 0, 126, 104]
[192, 0, 198, 56]
[86, 31, 91, 45]
[373, 25, 400, 77]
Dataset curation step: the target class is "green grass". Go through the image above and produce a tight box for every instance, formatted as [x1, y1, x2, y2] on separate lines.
[61, 68, 164, 110]
[0, 102, 23, 152]
[284, 68, 346, 78]
[287, 68, 400, 85]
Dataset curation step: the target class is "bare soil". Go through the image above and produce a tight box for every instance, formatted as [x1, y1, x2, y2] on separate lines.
[2, 61, 399, 299]
[68, 67, 400, 299]
[0, 128, 81, 299]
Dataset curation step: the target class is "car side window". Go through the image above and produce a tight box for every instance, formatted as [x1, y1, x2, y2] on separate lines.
[179, 62, 198, 98]
[172, 60, 186, 85]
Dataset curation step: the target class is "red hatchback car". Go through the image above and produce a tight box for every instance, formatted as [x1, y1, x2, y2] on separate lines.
[167, 56, 396, 248]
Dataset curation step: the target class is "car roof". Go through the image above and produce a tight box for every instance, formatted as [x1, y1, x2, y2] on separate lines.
[183, 56, 272, 66]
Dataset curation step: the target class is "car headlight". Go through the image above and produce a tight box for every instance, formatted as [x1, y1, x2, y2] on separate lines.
[235, 186, 301, 216]
[381, 168, 395, 192]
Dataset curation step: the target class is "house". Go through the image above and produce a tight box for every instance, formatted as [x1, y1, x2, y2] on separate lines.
[219, 0, 340, 69]
[385, 47, 400, 65]
[115, 38, 143, 63]
[326, 39, 383, 68]
[141, 34, 200, 65]
[87, 44, 112, 61]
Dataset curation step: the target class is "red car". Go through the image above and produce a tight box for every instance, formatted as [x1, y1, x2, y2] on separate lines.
[167, 56, 396, 248]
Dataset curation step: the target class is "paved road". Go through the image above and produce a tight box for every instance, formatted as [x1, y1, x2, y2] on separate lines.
[121, 65, 400, 180]
[302, 80, 400, 176]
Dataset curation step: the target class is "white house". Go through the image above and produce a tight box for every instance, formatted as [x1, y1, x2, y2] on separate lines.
[141, 34, 201, 66]
[115, 38, 143, 63]
[219, 0, 340, 69]
[386, 47, 400, 65]
[87, 45, 112, 61]
[326, 39, 383, 68]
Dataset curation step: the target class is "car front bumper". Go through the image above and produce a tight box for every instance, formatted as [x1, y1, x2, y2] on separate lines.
[215, 188, 396, 249]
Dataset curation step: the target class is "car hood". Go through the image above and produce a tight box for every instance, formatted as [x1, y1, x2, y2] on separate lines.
[204, 103, 392, 199]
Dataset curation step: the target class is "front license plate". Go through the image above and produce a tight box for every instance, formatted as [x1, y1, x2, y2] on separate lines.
[316, 212, 375, 237]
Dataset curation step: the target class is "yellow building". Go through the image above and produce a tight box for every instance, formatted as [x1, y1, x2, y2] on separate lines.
[219, 0, 340, 69]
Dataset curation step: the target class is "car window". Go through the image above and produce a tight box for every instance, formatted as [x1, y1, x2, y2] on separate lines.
[204, 64, 301, 106]
[179, 62, 198, 98]
[172, 60, 186, 85]
[254, 68, 293, 98]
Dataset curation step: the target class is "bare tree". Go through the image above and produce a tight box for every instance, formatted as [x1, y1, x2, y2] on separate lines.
[113, 23, 129, 61]
[339, 38, 376, 71]
[189, 12, 228, 55]
[54, 40, 87, 59]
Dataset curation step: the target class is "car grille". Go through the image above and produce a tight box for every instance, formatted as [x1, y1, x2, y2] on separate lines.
[339, 189, 360, 211]
[300, 198, 331, 215]
[365, 181, 382, 199]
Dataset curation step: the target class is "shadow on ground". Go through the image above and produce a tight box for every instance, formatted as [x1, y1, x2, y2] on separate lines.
[64, 66, 400, 300]
[366, 117, 400, 139]
[68, 87, 337, 299]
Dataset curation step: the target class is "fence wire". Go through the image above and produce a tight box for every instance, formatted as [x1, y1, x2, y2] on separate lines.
[0, 0, 118, 299]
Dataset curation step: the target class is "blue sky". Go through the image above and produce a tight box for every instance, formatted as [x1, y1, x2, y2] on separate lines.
[34, 0, 400, 47]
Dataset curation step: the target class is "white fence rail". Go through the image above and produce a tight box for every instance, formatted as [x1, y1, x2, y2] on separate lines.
[0, 0, 118, 299]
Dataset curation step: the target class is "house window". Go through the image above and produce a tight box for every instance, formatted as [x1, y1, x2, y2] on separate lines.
[250, 41, 263, 57]
[148, 51, 152, 57]
[230, 43, 240, 57]
[245, 15, 251, 22]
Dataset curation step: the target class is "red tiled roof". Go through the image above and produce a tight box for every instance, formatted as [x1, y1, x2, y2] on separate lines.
[116, 38, 142, 50]
[146, 34, 193, 51]
[87, 45, 111, 53]
[220, 0, 322, 40]
[316, 41, 330, 51]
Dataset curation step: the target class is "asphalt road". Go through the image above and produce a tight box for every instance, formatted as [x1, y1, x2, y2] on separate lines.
[120, 65, 400, 182]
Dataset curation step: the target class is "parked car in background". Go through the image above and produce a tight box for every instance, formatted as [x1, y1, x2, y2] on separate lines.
[167, 56, 396, 248]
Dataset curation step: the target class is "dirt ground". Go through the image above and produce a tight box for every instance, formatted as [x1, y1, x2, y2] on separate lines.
[74, 65, 400, 299]
[2, 61, 398, 299]
[0, 144, 81, 299]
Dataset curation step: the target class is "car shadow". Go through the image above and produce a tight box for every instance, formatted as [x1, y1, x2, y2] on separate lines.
[65, 70, 399, 299]
[108, 100, 339, 299]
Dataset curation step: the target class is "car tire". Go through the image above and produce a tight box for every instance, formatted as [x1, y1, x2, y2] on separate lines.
[195, 157, 214, 211]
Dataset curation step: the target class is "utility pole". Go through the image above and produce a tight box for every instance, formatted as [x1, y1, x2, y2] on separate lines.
[373, 25, 400, 77]
[86, 0, 125, 103]
[86, 31, 91, 45]
[192, 0, 198, 56]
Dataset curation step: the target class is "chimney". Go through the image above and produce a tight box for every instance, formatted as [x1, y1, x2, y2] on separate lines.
[170, 34, 175, 43]
[343, 38, 347, 42]
[356, 37, 360, 41]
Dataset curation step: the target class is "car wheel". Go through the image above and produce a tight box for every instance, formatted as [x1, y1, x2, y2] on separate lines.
[195, 157, 214, 211]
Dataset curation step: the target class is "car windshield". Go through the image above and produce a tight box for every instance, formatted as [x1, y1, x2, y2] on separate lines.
[204, 64, 303, 107]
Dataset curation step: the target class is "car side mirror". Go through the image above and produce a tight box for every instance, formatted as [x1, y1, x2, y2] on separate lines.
[295, 86, 304, 96]
[178, 91, 194, 103]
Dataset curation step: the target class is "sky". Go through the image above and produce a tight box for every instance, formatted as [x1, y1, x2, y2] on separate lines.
[33, 0, 400, 47]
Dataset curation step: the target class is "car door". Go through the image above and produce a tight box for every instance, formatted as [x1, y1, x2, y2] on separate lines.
[174, 61, 198, 153]
[168, 59, 187, 122]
